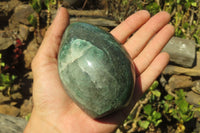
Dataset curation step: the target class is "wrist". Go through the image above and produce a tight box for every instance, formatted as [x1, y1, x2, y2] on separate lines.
[24, 110, 62, 133]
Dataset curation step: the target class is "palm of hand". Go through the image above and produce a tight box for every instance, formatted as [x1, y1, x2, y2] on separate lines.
[25, 8, 174, 133]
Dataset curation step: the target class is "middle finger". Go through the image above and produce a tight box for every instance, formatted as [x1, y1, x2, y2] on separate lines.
[124, 11, 171, 59]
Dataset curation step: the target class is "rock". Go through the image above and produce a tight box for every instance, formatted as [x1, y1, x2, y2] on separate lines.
[192, 80, 200, 95]
[20, 97, 33, 117]
[9, 4, 34, 27]
[23, 39, 39, 69]
[163, 52, 200, 76]
[63, 0, 78, 6]
[62, 0, 83, 7]
[0, 30, 14, 50]
[0, 0, 21, 15]
[11, 84, 21, 93]
[10, 102, 18, 106]
[0, 113, 27, 133]
[0, 93, 10, 104]
[0, 0, 21, 14]
[0, 0, 21, 24]
[186, 91, 200, 107]
[0, 105, 20, 117]
[159, 75, 167, 87]
[19, 24, 29, 41]
[168, 75, 193, 90]
[24, 72, 33, 80]
[163, 65, 200, 76]
[58, 22, 135, 118]
[162, 37, 196, 67]
[193, 120, 200, 133]
[24, 72, 33, 94]
[11, 92, 23, 100]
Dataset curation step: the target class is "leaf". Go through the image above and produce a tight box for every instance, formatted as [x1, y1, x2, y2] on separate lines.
[164, 94, 174, 101]
[150, 94, 156, 102]
[152, 111, 162, 120]
[30, 0, 42, 13]
[0, 73, 15, 87]
[180, 111, 194, 122]
[25, 113, 31, 121]
[184, 2, 191, 8]
[51, 0, 57, 5]
[191, 2, 197, 7]
[152, 90, 161, 97]
[183, 22, 189, 29]
[155, 119, 162, 127]
[163, 102, 169, 113]
[138, 120, 150, 129]
[1, 62, 5, 67]
[143, 104, 153, 116]
[169, 108, 174, 114]
[0, 86, 6, 91]
[126, 114, 133, 121]
[27, 14, 37, 27]
[149, 81, 159, 91]
[122, 0, 128, 5]
[176, 89, 185, 98]
[193, 34, 200, 44]
[44, 0, 50, 9]
[146, 2, 160, 15]
[176, 99, 189, 113]
[11, 75, 16, 81]
[172, 113, 181, 122]
[1, 74, 10, 84]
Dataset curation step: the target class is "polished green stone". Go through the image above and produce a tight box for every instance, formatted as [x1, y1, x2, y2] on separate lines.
[58, 22, 135, 118]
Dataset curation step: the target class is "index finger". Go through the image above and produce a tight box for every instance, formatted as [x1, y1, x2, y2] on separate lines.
[110, 10, 150, 44]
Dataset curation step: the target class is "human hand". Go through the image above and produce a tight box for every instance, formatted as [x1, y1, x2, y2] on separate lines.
[24, 7, 174, 133]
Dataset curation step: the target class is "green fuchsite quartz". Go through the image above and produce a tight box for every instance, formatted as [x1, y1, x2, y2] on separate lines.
[58, 22, 135, 118]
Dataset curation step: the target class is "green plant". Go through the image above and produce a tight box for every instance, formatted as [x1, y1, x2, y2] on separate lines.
[164, 0, 200, 44]
[137, 0, 200, 43]
[138, 104, 162, 129]
[0, 54, 4, 74]
[149, 80, 161, 100]
[174, 90, 194, 122]
[118, 80, 196, 132]
[0, 53, 16, 92]
[29, 0, 42, 43]
[27, 14, 37, 28]
[162, 89, 194, 132]
[29, 0, 58, 43]
[108, 0, 200, 44]
[137, 81, 162, 130]
[44, 0, 57, 27]
[25, 113, 31, 121]
[0, 73, 16, 91]
[29, 0, 42, 13]
[117, 81, 162, 132]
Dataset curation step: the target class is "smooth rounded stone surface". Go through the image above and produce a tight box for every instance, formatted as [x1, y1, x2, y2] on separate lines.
[58, 22, 135, 118]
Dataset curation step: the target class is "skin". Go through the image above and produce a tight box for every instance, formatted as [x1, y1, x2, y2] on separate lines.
[24, 7, 174, 133]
